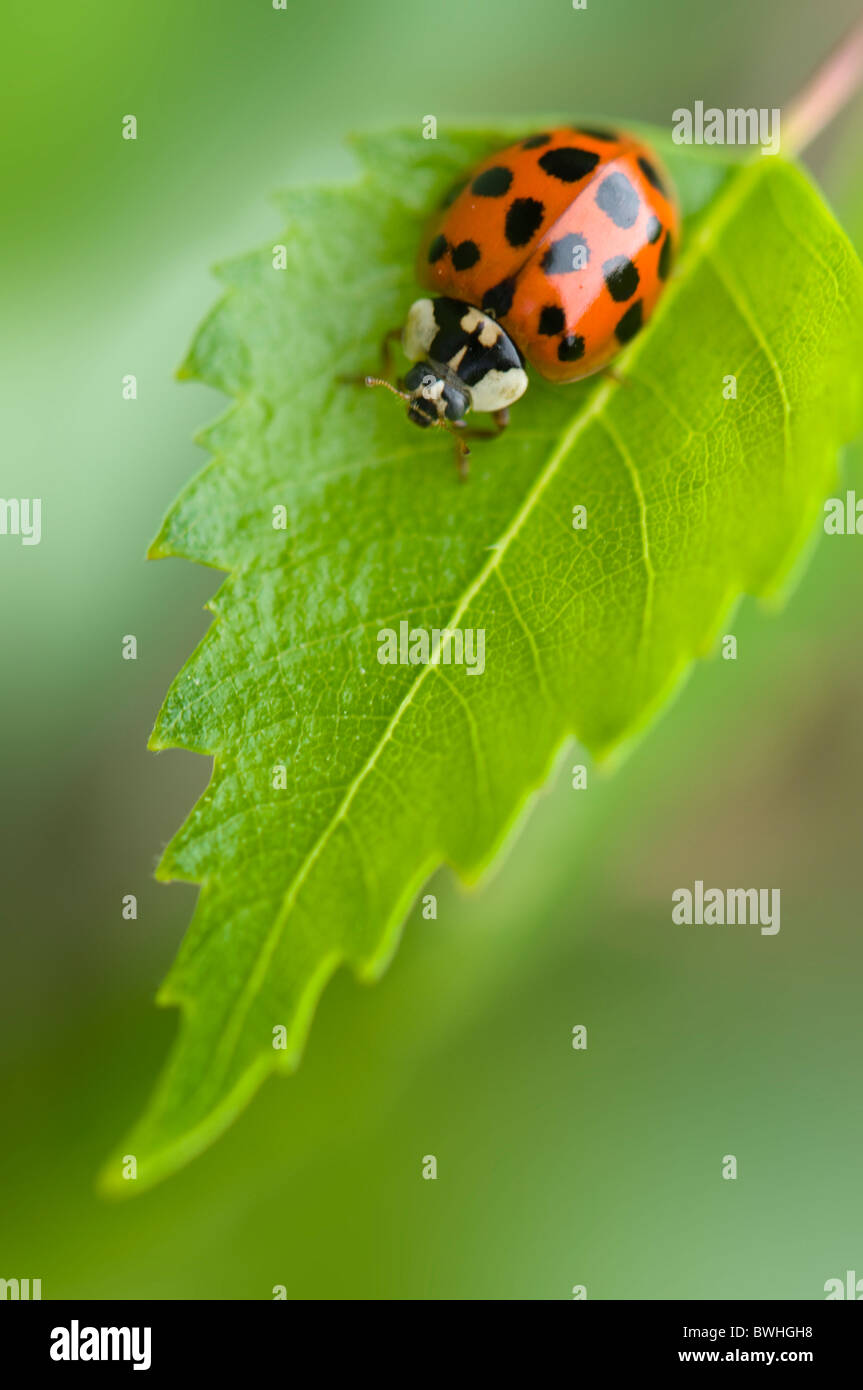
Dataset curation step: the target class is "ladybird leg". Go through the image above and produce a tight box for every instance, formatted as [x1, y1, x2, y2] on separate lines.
[600, 365, 631, 388]
[454, 435, 470, 481]
[455, 407, 510, 443]
[379, 326, 403, 377]
[444, 422, 471, 479]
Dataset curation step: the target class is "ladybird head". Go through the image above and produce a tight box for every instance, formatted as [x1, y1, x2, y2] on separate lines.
[402, 362, 469, 429]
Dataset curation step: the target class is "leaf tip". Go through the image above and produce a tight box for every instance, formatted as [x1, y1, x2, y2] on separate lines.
[152, 854, 176, 884]
[146, 721, 169, 752]
[146, 523, 177, 561]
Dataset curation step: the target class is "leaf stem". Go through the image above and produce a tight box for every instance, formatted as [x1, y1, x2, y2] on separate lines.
[784, 13, 863, 156]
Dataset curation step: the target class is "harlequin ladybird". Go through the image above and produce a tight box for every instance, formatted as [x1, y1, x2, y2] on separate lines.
[352, 126, 679, 474]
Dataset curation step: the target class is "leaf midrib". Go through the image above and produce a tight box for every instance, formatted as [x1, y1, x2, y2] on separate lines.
[206, 155, 768, 1089]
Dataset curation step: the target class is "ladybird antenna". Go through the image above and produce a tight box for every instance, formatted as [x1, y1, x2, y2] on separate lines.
[360, 375, 411, 401]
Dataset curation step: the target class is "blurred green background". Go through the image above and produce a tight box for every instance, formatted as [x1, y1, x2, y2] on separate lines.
[2, 0, 862, 1299]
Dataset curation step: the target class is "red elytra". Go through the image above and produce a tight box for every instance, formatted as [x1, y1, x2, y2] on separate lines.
[418, 125, 679, 383]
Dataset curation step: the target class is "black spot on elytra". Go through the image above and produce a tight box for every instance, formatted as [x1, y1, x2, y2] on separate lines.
[428, 234, 448, 264]
[451, 239, 480, 270]
[482, 277, 516, 318]
[522, 133, 551, 148]
[646, 214, 662, 244]
[505, 196, 545, 247]
[439, 178, 467, 209]
[472, 165, 513, 197]
[596, 171, 640, 228]
[615, 300, 643, 344]
[658, 230, 673, 280]
[603, 255, 640, 302]
[575, 125, 619, 141]
[538, 146, 600, 182]
[541, 232, 590, 275]
[538, 305, 565, 336]
[637, 155, 667, 196]
[558, 333, 586, 362]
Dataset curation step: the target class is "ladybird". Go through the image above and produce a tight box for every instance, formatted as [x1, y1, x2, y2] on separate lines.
[352, 126, 679, 474]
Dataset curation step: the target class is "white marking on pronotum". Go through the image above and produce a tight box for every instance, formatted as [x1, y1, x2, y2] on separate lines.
[469, 366, 528, 413]
[402, 298, 437, 359]
[460, 306, 500, 347]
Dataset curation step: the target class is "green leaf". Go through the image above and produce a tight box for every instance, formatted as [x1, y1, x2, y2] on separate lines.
[102, 125, 863, 1193]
